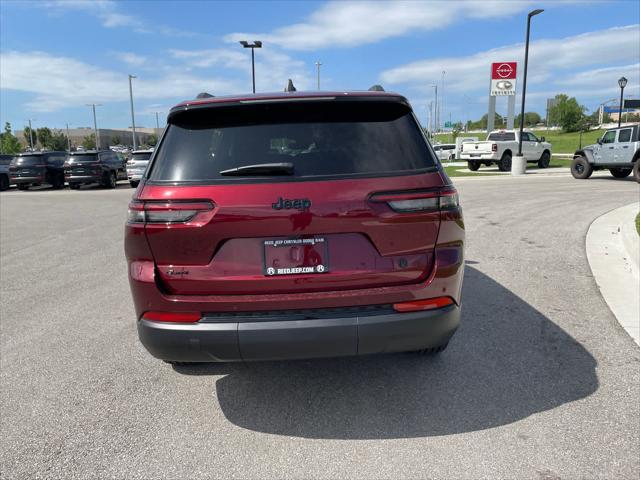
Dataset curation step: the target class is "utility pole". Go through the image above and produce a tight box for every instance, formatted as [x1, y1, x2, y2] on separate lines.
[66, 123, 71, 151]
[428, 101, 433, 136]
[27, 119, 34, 150]
[86, 104, 102, 150]
[155, 112, 160, 130]
[431, 84, 438, 133]
[315, 61, 322, 90]
[441, 70, 446, 129]
[129, 74, 138, 150]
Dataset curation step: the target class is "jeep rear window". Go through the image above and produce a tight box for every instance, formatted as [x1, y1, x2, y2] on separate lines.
[11, 155, 43, 166]
[66, 154, 97, 164]
[487, 132, 516, 141]
[148, 100, 436, 182]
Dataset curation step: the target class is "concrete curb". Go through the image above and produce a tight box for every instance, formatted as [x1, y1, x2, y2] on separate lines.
[586, 202, 640, 346]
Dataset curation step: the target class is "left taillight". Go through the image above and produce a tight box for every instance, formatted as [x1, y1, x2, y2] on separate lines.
[370, 187, 459, 213]
[127, 200, 214, 224]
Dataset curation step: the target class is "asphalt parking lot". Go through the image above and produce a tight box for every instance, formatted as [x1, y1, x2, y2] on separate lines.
[1, 176, 639, 479]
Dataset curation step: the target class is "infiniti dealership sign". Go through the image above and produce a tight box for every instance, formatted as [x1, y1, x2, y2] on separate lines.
[490, 62, 517, 96]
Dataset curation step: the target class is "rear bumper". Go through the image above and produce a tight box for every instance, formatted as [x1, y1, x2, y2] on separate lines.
[66, 175, 100, 183]
[11, 176, 44, 184]
[460, 153, 498, 161]
[137, 304, 460, 362]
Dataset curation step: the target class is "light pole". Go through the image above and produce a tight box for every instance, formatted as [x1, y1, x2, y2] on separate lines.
[155, 112, 160, 130]
[431, 84, 438, 133]
[428, 101, 433, 136]
[239, 40, 262, 93]
[66, 123, 71, 151]
[27, 118, 34, 150]
[441, 70, 446, 129]
[86, 104, 102, 150]
[517, 8, 544, 158]
[315, 61, 322, 90]
[129, 74, 138, 150]
[617, 76, 627, 128]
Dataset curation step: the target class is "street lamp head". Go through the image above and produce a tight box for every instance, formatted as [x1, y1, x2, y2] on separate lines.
[129, 74, 137, 79]
[239, 40, 262, 48]
[618, 76, 628, 89]
[529, 9, 544, 17]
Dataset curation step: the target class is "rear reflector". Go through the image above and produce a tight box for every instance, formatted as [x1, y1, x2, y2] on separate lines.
[392, 296, 454, 313]
[142, 311, 201, 323]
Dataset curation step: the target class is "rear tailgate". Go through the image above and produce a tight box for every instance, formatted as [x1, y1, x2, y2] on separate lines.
[462, 141, 494, 154]
[139, 173, 443, 295]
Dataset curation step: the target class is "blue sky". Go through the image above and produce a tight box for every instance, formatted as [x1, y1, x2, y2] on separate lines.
[1, 0, 638, 130]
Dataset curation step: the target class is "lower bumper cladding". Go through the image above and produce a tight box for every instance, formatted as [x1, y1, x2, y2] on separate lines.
[137, 304, 460, 362]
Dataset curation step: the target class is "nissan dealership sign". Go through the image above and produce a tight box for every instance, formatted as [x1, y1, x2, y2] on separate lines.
[490, 62, 517, 96]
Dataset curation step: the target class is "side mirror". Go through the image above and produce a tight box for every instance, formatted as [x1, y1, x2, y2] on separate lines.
[540, 136, 545, 142]
[597, 138, 603, 145]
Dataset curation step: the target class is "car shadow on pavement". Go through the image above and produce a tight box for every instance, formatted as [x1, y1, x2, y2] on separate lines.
[174, 266, 598, 439]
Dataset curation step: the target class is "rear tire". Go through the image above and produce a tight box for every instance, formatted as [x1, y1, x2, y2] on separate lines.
[609, 167, 632, 178]
[633, 161, 640, 183]
[103, 171, 116, 189]
[0, 174, 9, 191]
[498, 153, 512, 172]
[467, 161, 481, 171]
[52, 173, 65, 189]
[129, 180, 139, 188]
[69, 183, 81, 190]
[570, 156, 593, 179]
[537, 151, 551, 168]
[17, 183, 29, 190]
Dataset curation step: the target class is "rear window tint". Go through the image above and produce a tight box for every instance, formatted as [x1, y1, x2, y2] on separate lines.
[11, 155, 43, 166]
[132, 152, 152, 161]
[488, 132, 516, 141]
[66, 154, 98, 164]
[149, 101, 435, 182]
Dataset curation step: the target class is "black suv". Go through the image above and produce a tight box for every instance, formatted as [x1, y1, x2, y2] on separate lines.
[10, 152, 67, 190]
[0, 154, 13, 191]
[65, 150, 127, 189]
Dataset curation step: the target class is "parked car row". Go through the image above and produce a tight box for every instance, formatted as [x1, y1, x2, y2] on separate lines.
[1, 149, 153, 190]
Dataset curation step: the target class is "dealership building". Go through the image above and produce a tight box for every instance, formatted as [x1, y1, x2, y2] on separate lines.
[15, 127, 162, 149]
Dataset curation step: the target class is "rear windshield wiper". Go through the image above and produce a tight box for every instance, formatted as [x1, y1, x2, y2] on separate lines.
[219, 162, 294, 176]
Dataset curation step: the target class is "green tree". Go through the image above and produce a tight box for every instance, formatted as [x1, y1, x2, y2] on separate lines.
[147, 133, 158, 146]
[47, 130, 69, 151]
[0, 122, 22, 154]
[111, 135, 121, 145]
[23, 125, 37, 149]
[515, 112, 542, 128]
[36, 127, 52, 149]
[82, 134, 96, 150]
[548, 94, 586, 132]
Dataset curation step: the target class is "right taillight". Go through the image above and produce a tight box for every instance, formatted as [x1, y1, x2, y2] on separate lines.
[370, 187, 459, 213]
[127, 200, 214, 225]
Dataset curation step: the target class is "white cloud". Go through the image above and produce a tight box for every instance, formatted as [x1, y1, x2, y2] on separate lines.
[225, 0, 536, 50]
[0, 51, 237, 112]
[43, 0, 194, 37]
[112, 51, 147, 67]
[168, 48, 312, 92]
[380, 25, 640, 104]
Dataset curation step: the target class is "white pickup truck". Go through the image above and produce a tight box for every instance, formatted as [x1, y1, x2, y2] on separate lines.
[460, 130, 552, 171]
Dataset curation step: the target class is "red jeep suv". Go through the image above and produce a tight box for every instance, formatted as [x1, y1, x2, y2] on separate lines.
[125, 91, 465, 363]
